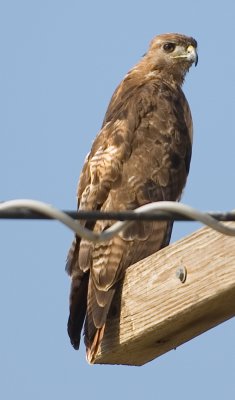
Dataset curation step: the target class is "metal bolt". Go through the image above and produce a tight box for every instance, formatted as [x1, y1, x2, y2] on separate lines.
[176, 266, 187, 283]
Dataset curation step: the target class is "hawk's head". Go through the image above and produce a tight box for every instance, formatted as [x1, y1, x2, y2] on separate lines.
[143, 33, 198, 85]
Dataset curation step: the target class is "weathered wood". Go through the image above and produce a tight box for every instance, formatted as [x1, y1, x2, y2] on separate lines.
[92, 223, 235, 366]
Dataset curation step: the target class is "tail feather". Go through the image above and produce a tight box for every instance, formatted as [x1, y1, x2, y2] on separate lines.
[67, 272, 89, 350]
[84, 279, 116, 361]
[86, 326, 106, 364]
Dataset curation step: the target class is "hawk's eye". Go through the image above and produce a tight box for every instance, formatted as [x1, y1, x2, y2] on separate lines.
[163, 42, 176, 53]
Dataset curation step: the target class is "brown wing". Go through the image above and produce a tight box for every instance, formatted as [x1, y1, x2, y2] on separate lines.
[66, 77, 192, 360]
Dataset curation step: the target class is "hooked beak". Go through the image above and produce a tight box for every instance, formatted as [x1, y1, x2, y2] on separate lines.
[171, 44, 198, 66]
[186, 45, 198, 66]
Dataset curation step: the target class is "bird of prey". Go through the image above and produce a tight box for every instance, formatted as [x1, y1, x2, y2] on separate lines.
[66, 33, 198, 363]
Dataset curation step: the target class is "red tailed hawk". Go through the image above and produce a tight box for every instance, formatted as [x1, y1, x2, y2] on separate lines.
[66, 33, 198, 362]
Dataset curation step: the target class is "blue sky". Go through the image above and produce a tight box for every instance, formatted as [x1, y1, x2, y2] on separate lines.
[1, 1, 235, 399]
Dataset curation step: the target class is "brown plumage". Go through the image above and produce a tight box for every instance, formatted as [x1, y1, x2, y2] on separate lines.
[66, 33, 198, 362]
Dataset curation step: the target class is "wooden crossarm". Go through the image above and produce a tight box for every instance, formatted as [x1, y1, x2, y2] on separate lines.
[92, 223, 235, 365]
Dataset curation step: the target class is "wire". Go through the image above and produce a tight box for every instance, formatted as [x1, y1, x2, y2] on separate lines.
[1, 207, 235, 222]
[0, 199, 235, 242]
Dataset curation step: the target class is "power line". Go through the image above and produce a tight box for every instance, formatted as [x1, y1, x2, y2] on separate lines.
[1, 208, 235, 222]
[0, 199, 235, 242]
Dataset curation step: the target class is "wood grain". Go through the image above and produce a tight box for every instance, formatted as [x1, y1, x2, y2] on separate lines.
[92, 223, 235, 365]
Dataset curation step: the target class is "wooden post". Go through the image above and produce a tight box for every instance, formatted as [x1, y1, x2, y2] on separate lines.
[92, 223, 235, 366]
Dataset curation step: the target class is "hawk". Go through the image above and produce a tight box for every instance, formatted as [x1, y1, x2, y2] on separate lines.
[66, 33, 198, 362]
